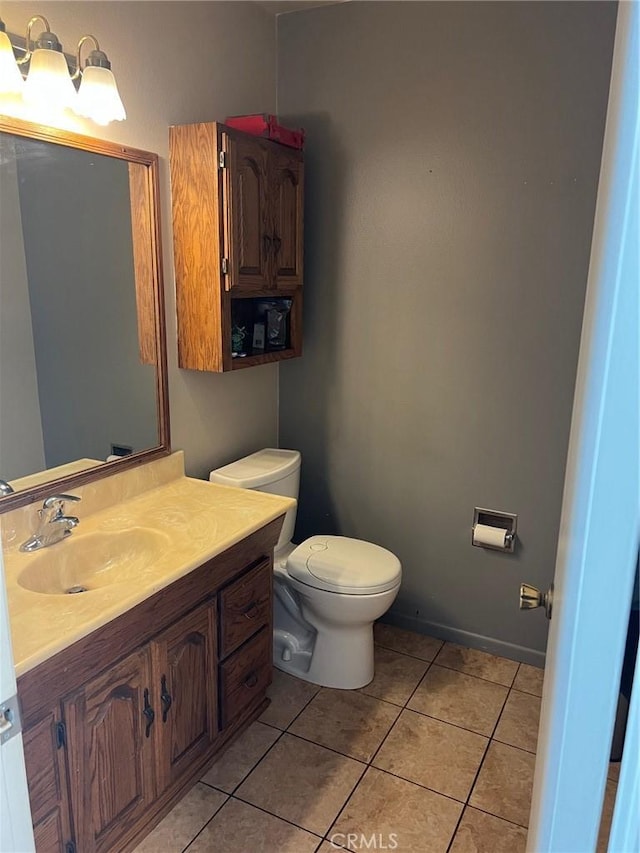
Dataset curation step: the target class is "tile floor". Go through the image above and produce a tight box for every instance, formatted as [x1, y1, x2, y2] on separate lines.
[134, 623, 619, 853]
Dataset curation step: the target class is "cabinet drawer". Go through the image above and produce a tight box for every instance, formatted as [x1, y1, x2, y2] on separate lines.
[219, 559, 271, 658]
[219, 627, 271, 728]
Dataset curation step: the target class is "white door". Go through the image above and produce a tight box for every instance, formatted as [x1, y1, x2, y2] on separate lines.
[527, 2, 639, 850]
[0, 547, 35, 853]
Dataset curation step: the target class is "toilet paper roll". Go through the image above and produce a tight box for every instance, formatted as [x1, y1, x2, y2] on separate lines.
[473, 523, 508, 549]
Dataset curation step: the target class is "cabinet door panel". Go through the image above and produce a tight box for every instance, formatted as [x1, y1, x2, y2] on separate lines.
[23, 710, 74, 853]
[223, 133, 271, 291]
[271, 148, 304, 289]
[63, 647, 155, 853]
[151, 600, 218, 792]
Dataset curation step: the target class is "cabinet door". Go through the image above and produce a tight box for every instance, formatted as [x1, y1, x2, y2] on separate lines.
[63, 647, 156, 853]
[22, 710, 74, 853]
[222, 133, 272, 291]
[271, 147, 304, 290]
[151, 600, 218, 793]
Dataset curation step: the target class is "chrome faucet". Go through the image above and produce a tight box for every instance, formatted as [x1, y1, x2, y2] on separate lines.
[20, 494, 81, 552]
[0, 479, 14, 496]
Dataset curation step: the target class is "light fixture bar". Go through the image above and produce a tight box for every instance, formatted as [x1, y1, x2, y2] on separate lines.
[0, 14, 126, 125]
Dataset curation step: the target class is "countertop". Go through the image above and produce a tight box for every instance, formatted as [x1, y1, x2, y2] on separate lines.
[3, 456, 294, 677]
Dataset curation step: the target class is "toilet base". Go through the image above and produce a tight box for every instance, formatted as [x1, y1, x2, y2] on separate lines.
[273, 622, 375, 689]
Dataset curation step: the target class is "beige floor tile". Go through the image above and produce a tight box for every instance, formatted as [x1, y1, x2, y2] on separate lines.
[236, 733, 364, 836]
[373, 709, 488, 801]
[185, 797, 320, 853]
[512, 663, 545, 697]
[330, 766, 462, 853]
[259, 668, 321, 730]
[374, 622, 443, 661]
[134, 783, 227, 853]
[408, 665, 508, 736]
[449, 806, 527, 853]
[597, 779, 618, 853]
[469, 742, 535, 827]
[289, 687, 400, 762]
[493, 690, 541, 753]
[359, 645, 429, 706]
[435, 643, 518, 687]
[200, 721, 281, 793]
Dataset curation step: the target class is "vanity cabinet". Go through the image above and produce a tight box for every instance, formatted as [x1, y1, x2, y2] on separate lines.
[18, 517, 281, 853]
[169, 121, 304, 372]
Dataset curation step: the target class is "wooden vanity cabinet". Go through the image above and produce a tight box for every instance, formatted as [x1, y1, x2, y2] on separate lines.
[17, 518, 281, 853]
[169, 121, 304, 372]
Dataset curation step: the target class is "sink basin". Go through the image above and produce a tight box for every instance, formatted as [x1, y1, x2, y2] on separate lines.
[17, 528, 170, 595]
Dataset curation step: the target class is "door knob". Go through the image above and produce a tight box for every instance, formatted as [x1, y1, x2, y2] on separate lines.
[520, 582, 553, 620]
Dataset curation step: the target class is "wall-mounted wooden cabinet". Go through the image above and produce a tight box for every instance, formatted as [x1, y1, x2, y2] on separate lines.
[169, 122, 304, 372]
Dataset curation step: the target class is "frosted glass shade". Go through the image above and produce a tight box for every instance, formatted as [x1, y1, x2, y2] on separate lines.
[23, 47, 76, 110]
[75, 65, 126, 125]
[0, 30, 23, 94]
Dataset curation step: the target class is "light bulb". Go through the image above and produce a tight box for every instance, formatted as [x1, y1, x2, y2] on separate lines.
[0, 29, 23, 94]
[75, 65, 126, 125]
[23, 47, 76, 111]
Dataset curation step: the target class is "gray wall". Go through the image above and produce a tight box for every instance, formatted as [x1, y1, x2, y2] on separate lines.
[277, 1, 617, 662]
[1, 1, 280, 480]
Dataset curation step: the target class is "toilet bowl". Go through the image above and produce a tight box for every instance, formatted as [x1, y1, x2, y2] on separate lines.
[210, 449, 401, 689]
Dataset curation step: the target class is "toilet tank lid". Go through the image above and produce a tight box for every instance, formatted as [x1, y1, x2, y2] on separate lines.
[209, 448, 301, 488]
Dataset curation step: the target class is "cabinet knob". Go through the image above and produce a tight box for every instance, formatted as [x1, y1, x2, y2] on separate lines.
[243, 671, 258, 689]
[272, 235, 282, 255]
[160, 675, 173, 723]
[243, 602, 259, 620]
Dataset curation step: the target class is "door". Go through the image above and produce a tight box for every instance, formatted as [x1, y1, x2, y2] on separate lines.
[222, 132, 272, 291]
[150, 600, 218, 792]
[63, 647, 156, 853]
[271, 147, 304, 290]
[527, 4, 639, 850]
[0, 550, 35, 853]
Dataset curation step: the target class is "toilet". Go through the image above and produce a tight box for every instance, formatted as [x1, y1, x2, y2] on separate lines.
[210, 448, 401, 689]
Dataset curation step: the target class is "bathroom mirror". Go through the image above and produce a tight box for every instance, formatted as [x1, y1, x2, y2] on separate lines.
[0, 115, 170, 511]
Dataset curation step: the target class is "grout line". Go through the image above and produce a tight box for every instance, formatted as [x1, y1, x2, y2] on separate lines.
[446, 677, 516, 852]
[229, 792, 324, 840]
[284, 729, 370, 765]
[322, 761, 370, 845]
[179, 788, 229, 853]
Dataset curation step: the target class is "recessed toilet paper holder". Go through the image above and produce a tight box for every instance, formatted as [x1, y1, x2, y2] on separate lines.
[472, 507, 518, 552]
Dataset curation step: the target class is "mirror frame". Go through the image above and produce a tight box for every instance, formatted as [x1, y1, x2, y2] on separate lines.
[0, 115, 170, 512]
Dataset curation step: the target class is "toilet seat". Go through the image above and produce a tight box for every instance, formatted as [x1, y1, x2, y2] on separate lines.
[286, 535, 401, 595]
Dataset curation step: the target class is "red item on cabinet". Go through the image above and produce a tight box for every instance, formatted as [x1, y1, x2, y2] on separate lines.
[225, 114, 305, 149]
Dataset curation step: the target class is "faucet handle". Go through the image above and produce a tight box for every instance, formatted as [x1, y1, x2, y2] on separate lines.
[42, 495, 80, 515]
[43, 493, 81, 509]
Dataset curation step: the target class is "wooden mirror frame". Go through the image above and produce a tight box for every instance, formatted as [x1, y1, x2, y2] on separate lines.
[0, 115, 170, 512]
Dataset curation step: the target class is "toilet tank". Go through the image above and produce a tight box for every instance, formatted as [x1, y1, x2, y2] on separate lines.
[209, 449, 300, 552]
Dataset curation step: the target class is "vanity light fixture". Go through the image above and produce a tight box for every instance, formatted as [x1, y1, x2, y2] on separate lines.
[20, 16, 77, 111]
[73, 35, 126, 125]
[0, 20, 24, 94]
[0, 15, 126, 125]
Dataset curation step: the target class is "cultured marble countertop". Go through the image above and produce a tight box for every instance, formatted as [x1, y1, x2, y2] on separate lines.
[3, 457, 294, 677]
